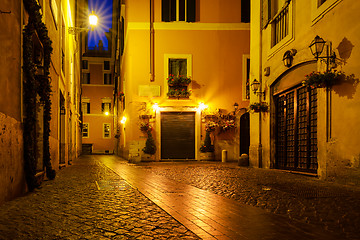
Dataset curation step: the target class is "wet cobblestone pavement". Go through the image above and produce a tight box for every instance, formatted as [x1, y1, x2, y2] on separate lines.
[137, 161, 360, 240]
[0, 158, 199, 240]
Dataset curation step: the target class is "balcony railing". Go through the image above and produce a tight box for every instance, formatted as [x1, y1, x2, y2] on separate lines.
[271, 3, 289, 47]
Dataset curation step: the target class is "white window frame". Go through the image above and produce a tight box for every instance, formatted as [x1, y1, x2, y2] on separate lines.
[311, 0, 342, 24]
[103, 123, 111, 138]
[242, 55, 250, 101]
[164, 54, 192, 98]
[82, 123, 89, 138]
[82, 98, 90, 114]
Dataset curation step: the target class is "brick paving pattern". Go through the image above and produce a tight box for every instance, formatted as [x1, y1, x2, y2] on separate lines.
[0, 157, 199, 240]
[141, 161, 360, 240]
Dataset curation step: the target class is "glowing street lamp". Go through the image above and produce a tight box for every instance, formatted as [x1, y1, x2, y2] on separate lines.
[89, 11, 98, 30]
[69, 11, 98, 34]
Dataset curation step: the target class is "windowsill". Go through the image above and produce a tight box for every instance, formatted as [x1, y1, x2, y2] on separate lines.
[311, 0, 342, 25]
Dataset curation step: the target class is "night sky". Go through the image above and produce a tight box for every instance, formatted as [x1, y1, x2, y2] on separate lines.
[87, 0, 113, 49]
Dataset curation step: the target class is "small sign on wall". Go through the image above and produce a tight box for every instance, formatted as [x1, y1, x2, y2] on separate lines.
[139, 85, 160, 97]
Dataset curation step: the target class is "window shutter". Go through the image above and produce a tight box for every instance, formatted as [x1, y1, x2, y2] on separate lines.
[241, 0, 250, 23]
[162, 0, 170, 22]
[186, 0, 196, 22]
[262, 0, 270, 28]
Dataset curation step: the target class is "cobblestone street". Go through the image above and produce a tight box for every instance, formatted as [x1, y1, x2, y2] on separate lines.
[1, 155, 359, 239]
[140, 161, 360, 239]
[0, 157, 199, 240]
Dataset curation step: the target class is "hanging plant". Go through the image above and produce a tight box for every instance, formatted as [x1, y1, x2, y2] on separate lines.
[23, 0, 55, 190]
[302, 70, 349, 88]
[249, 102, 268, 113]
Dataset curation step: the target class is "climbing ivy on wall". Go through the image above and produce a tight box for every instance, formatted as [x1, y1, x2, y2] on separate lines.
[23, 0, 55, 190]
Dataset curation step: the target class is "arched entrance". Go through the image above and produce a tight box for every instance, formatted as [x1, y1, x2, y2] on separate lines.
[240, 112, 250, 155]
[272, 62, 318, 173]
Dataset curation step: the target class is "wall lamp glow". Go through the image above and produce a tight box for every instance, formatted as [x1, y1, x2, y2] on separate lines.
[120, 116, 127, 124]
[198, 102, 208, 111]
[104, 111, 109, 116]
[69, 11, 98, 34]
[152, 103, 160, 111]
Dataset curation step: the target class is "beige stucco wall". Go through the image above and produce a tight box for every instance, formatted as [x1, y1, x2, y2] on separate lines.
[120, 0, 250, 161]
[250, 0, 360, 182]
[0, 0, 25, 204]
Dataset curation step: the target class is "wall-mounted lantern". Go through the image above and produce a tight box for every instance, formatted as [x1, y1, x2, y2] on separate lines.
[69, 11, 98, 34]
[309, 35, 337, 70]
[282, 49, 297, 67]
[251, 79, 265, 100]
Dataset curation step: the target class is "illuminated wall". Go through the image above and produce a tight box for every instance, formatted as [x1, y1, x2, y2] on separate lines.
[119, 0, 250, 161]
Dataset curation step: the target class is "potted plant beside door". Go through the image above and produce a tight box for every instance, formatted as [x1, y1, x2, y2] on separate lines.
[200, 121, 217, 161]
[140, 122, 156, 161]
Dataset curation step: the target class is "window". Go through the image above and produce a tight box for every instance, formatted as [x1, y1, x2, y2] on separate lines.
[241, 0, 250, 23]
[82, 73, 90, 84]
[61, 15, 66, 74]
[82, 60, 88, 69]
[162, 0, 196, 22]
[102, 102, 111, 114]
[104, 61, 110, 70]
[82, 123, 89, 138]
[169, 59, 187, 76]
[104, 73, 112, 85]
[103, 123, 111, 138]
[311, 0, 341, 23]
[270, 0, 290, 47]
[165, 54, 192, 99]
[242, 56, 250, 101]
[82, 102, 90, 114]
[318, 0, 327, 7]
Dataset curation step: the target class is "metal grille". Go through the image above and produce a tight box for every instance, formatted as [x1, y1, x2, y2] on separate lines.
[276, 95, 287, 169]
[275, 86, 318, 173]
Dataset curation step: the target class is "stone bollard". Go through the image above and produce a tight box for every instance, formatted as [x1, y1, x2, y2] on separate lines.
[222, 150, 227, 163]
[238, 153, 249, 166]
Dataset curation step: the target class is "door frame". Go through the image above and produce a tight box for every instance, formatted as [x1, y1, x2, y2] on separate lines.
[154, 106, 201, 161]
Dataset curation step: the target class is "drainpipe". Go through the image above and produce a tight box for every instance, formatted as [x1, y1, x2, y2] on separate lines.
[258, 0, 263, 168]
[150, 0, 154, 82]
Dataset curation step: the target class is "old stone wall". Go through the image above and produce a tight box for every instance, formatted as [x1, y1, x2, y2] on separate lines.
[0, 113, 26, 204]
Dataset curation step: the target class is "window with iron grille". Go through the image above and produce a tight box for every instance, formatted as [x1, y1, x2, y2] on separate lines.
[162, 0, 196, 22]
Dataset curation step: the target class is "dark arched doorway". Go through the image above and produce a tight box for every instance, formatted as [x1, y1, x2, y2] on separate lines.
[240, 112, 250, 155]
